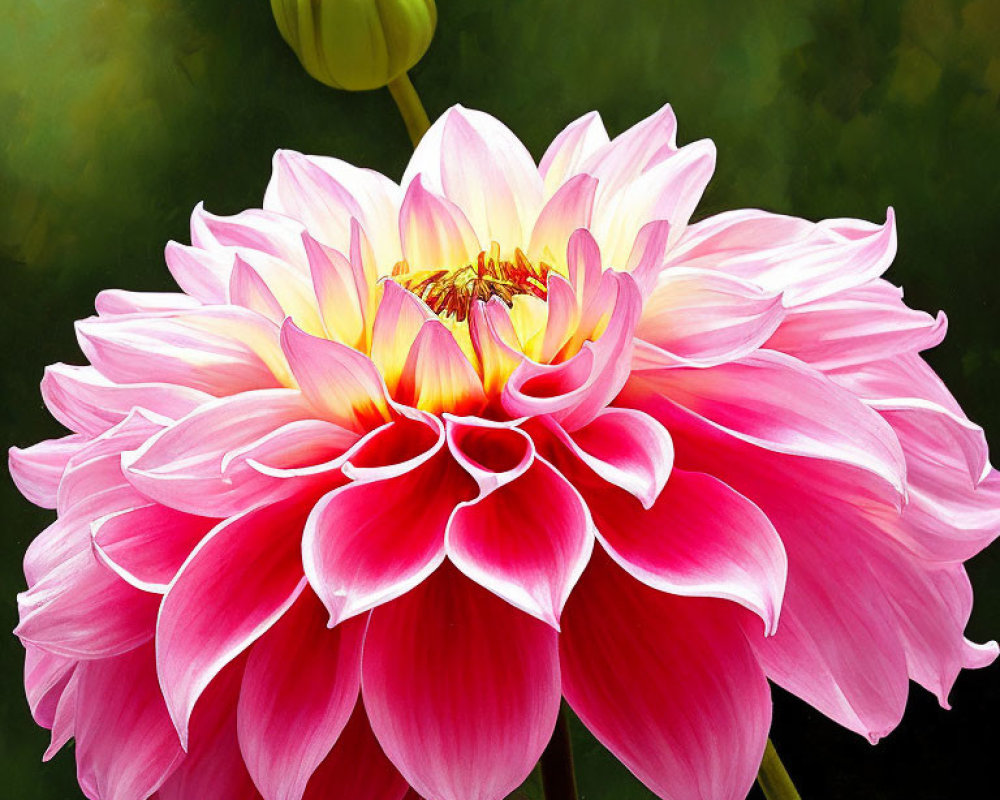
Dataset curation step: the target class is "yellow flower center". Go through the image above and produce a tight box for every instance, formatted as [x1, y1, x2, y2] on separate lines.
[393, 243, 551, 322]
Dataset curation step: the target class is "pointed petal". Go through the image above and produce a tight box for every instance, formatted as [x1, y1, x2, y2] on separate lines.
[560, 550, 771, 800]
[370, 281, 435, 393]
[164, 241, 230, 303]
[74, 644, 184, 800]
[539, 111, 610, 195]
[24, 645, 76, 729]
[157, 499, 310, 747]
[363, 565, 560, 800]
[9, 434, 86, 509]
[303, 232, 367, 347]
[527, 174, 597, 267]
[399, 175, 481, 271]
[238, 590, 365, 800]
[397, 320, 487, 415]
[230, 256, 286, 323]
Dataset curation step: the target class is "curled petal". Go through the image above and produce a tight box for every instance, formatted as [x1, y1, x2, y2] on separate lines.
[24, 645, 76, 730]
[363, 564, 561, 800]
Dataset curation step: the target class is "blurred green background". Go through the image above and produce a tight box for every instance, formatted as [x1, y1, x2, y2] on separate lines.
[2, 0, 998, 797]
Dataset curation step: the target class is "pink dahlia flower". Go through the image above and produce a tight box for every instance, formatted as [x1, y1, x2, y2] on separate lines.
[10, 104, 1000, 800]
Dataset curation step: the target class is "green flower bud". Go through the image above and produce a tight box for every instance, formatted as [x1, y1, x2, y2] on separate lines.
[271, 0, 437, 92]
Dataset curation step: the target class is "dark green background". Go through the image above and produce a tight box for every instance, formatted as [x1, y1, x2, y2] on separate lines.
[2, 1, 998, 797]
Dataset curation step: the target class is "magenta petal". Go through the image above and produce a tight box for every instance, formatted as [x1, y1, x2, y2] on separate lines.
[586, 467, 786, 633]
[9, 434, 86, 509]
[561, 551, 771, 800]
[303, 453, 475, 627]
[543, 407, 673, 509]
[24, 645, 76, 729]
[74, 643, 184, 800]
[157, 658, 262, 800]
[156, 499, 309, 747]
[363, 565, 560, 800]
[238, 590, 365, 800]
[302, 700, 410, 800]
[447, 421, 593, 626]
[44, 669, 79, 761]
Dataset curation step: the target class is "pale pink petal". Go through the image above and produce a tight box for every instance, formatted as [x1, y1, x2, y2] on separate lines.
[164, 241, 230, 303]
[397, 320, 487, 416]
[304, 445, 476, 627]
[24, 645, 76, 729]
[264, 149, 402, 270]
[122, 389, 328, 517]
[623, 219, 672, 297]
[578, 104, 679, 199]
[765, 282, 946, 370]
[302, 701, 410, 800]
[74, 643, 184, 800]
[238, 590, 365, 800]
[16, 547, 159, 659]
[41, 363, 210, 436]
[363, 565, 560, 800]
[157, 658, 262, 800]
[579, 464, 786, 633]
[302, 232, 367, 347]
[637, 268, 786, 366]
[594, 139, 716, 265]
[370, 281, 435, 393]
[157, 499, 310, 747]
[76, 306, 289, 396]
[92, 504, 218, 593]
[624, 351, 907, 497]
[560, 550, 771, 800]
[399, 175, 481, 271]
[539, 406, 673, 509]
[96, 290, 202, 316]
[527, 174, 597, 266]
[538, 111, 610, 195]
[280, 320, 392, 431]
[403, 106, 544, 251]
[670, 208, 897, 306]
[536, 273, 579, 363]
[9, 434, 87, 509]
[229, 256, 286, 323]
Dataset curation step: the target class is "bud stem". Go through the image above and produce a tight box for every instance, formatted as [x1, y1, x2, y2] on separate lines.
[539, 706, 579, 800]
[756, 739, 802, 800]
[387, 72, 431, 148]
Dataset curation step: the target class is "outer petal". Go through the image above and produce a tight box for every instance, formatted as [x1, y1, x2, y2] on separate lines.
[637, 268, 786, 366]
[95, 289, 202, 316]
[74, 644, 184, 800]
[363, 565, 561, 800]
[624, 351, 907, 497]
[560, 550, 771, 800]
[9, 434, 87, 509]
[302, 701, 410, 800]
[304, 431, 476, 627]
[156, 498, 310, 747]
[40, 363, 210, 436]
[446, 419, 594, 627]
[238, 590, 365, 800]
[24, 645, 76, 730]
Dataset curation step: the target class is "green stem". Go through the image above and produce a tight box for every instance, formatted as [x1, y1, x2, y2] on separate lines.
[539, 707, 579, 800]
[387, 71, 431, 148]
[756, 739, 802, 800]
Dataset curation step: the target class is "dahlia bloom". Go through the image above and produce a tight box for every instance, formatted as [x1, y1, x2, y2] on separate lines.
[10, 104, 999, 800]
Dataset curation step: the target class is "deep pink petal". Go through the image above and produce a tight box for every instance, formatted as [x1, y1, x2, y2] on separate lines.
[9, 434, 87, 509]
[24, 645, 76, 730]
[74, 643, 184, 800]
[560, 550, 771, 800]
[302, 700, 410, 800]
[304, 449, 476, 627]
[363, 564, 560, 800]
[157, 498, 310, 747]
[238, 590, 365, 800]
[446, 419, 593, 626]
[540, 407, 673, 509]
[44, 670, 79, 761]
